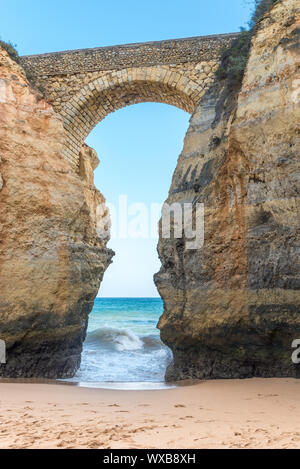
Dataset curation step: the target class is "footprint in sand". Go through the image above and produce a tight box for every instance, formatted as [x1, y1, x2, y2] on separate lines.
[88, 441, 100, 449]
[254, 428, 268, 433]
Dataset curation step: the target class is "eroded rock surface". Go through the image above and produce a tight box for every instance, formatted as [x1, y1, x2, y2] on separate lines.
[155, 0, 300, 380]
[0, 49, 113, 378]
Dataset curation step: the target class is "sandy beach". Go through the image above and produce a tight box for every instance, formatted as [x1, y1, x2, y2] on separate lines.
[0, 378, 300, 449]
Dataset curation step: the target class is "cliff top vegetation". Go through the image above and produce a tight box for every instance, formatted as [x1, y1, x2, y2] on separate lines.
[216, 0, 279, 85]
[0, 39, 19, 62]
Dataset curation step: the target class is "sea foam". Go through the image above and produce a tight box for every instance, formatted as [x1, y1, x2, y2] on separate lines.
[66, 298, 172, 383]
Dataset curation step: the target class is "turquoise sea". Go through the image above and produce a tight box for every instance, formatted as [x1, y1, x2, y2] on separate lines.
[70, 298, 172, 384]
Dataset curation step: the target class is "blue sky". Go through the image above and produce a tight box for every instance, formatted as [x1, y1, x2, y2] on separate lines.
[1, 1, 254, 297]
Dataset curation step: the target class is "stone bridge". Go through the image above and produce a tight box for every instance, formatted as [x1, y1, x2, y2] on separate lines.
[20, 33, 238, 167]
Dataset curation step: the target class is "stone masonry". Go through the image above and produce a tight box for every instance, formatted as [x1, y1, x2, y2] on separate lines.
[20, 34, 239, 167]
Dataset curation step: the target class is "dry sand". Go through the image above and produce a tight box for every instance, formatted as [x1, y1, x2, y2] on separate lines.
[0, 378, 300, 449]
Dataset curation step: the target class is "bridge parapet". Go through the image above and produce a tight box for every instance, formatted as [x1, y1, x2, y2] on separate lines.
[20, 33, 238, 76]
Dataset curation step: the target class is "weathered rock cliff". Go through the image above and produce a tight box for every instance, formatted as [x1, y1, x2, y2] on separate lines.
[155, 0, 300, 380]
[0, 49, 113, 378]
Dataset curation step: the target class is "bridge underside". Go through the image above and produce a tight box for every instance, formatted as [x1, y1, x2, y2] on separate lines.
[60, 67, 206, 165]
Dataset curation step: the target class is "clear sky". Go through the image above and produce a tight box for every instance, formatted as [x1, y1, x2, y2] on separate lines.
[1, 0, 254, 297]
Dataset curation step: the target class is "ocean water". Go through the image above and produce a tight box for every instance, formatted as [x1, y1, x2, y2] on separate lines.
[70, 298, 172, 384]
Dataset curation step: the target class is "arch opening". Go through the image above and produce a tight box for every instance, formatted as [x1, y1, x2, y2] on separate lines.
[60, 67, 203, 166]
[74, 102, 190, 384]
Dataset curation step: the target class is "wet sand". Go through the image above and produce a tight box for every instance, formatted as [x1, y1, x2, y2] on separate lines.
[0, 378, 300, 449]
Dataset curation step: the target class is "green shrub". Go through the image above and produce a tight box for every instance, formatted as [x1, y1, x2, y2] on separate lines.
[0, 39, 19, 63]
[215, 29, 252, 85]
[216, 0, 279, 86]
[250, 0, 278, 27]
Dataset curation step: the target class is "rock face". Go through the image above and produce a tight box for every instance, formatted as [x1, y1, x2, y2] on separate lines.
[155, 0, 300, 380]
[0, 49, 113, 378]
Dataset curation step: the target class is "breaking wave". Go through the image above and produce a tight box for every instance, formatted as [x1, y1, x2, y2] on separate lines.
[87, 327, 143, 351]
[86, 327, 162, 352]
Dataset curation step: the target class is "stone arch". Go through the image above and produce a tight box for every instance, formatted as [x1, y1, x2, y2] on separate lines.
[60, 66, 205, 166]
